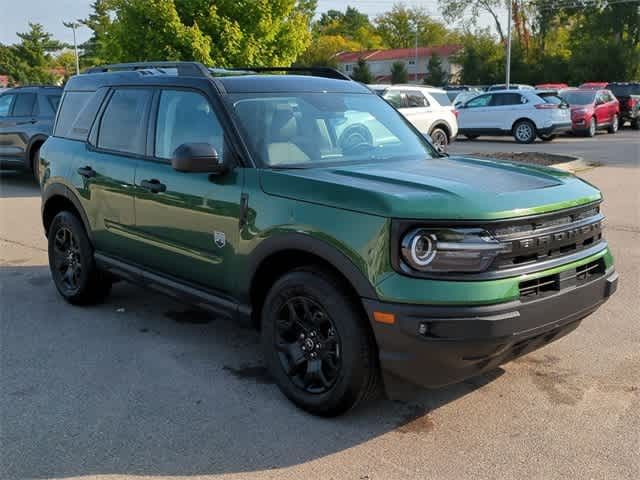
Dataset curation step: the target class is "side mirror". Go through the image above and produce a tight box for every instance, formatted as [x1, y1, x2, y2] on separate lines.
[171, 143, 227, 175]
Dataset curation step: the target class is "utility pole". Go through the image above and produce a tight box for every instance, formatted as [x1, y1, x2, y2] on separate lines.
[505, 1, 512, 88]
[415, 27, 419, 83]
[63, 21, 81, 75]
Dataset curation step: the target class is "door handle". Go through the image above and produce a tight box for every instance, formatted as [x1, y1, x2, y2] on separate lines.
[140, 179, 166, 193]
[77, 166, 96, 178]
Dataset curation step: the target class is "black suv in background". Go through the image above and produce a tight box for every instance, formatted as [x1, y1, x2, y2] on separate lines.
[607, 82, 640, 129]
[0, 85, 62, 180]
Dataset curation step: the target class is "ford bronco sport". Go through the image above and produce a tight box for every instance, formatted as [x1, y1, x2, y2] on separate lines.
[40, 62, 618, 416]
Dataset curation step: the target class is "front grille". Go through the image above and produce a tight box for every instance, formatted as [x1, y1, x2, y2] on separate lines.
[491, 204, 604, 270]
[518, 259, 605, 301]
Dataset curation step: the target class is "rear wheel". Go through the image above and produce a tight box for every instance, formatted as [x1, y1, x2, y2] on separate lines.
[31, 144, 41, 183]
[607, 114, 619, 134]
[631, 118, 640, 130]
[429, 127, 449, 153]
[513, 119, 536, 144]
[48, 211, 112, 305]
[261, 267, 378, 416]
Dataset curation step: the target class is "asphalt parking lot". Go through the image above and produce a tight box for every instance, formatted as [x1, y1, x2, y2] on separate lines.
[1, 134, 639, 479]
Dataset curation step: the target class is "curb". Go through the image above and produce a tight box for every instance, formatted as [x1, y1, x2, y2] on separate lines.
[549, 156, 599, 173]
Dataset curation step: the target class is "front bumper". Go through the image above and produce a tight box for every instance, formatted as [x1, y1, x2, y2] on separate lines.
[364, 268, 618, 389]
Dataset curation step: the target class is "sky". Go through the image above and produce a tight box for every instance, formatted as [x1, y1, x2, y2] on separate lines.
[0, 0, 499, 47]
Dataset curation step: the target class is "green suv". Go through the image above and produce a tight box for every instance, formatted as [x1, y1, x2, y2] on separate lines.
[40, 62, 618, 416]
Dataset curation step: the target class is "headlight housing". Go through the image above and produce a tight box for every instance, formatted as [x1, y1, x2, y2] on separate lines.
[400, 228, 511, 273]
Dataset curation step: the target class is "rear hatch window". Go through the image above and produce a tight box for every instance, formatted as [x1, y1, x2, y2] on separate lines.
[429, 91, 452, 107]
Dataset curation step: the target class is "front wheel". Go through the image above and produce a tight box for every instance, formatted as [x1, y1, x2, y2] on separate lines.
[513, 119, 536, 144]
[31, 145, 41, 183]
[261, 267, 378, 416]
[608, 114, 619, 134]
[587, 117, 597, 137]
[48, 211, 112, 305]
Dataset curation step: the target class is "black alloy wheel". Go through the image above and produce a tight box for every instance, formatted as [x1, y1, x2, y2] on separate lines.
[52, 226, 83, 295]
[274, 295, 341, 394]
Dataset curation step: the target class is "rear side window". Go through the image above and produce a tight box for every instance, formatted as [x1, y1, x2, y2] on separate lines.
[12, 93, 36, 116]
[404, 91, 429, 107]
[98, 89, 152, 155]
[43, 94, 62, 115]
[54, 91, 105, 140]
[491, 93, 523, 106]
[429, 92, 452, 106]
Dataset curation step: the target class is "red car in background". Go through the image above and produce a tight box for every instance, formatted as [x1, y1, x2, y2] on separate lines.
[560, 89, 620, 136]
[536, 83, 569, 90]
[580, 82, 608, 89]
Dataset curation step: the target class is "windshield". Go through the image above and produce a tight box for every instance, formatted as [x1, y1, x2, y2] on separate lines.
[228, 92, 436, 168]
[561, 91, 596, 105]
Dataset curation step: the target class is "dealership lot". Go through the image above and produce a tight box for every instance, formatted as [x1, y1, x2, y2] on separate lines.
[1, 139, 639, 479]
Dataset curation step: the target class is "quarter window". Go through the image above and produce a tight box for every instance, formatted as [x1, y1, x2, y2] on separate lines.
[155, 90, 224, 160]
[0, 94, 14, 117]
[98, 89, 152, 155]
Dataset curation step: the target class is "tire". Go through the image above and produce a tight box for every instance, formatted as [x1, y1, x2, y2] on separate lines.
[631, 118, 640, 130]
[261, 267, 378, 416]
[513, 119, 536, 144]
[429, 127, 449, 153]
[607, 114, 619, 134]
[539, 134, 556, 142]
[48, 211, 112, 305]
[587, 117, 596, 137]
[31, 144, 41, 184]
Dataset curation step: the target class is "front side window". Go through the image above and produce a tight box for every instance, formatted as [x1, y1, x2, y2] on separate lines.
[466, 94, 492, 108]
[381, 90, 403, 108]
[12, 93, 36, 116]
[98, 88, 152, 155]
[229, 92, 435, 167]
[0, 94, 14, 117]
[155, 90, 224, 159]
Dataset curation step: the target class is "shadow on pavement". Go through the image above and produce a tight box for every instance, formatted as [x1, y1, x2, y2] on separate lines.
[0, 170, 40, 199]
[0, 264, 504, 479]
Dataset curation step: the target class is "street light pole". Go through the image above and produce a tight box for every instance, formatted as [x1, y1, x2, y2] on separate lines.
[63, 21, 80, 75]
[415, 27, 419, 83]
[505, 1, 512, 88]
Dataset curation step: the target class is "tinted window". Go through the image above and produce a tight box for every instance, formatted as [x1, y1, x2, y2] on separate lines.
[404, 91, 429, 107]
[44, 94, 62, 115]
[0, 94, 14, 117]
[155, 90, 224, 159]
[607, 84, 640, 97]
[54, 91, 93, 138]
[538, 93, 563, 104]
[491, 93, 523, 106]
[466, 94, 492, 107]
[429, 92, 452, 106]
[12, 93, 36, 116]
[98, 89, 152, 155]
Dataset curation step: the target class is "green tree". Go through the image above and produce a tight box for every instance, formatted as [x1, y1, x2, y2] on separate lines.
[80, 0, 115, 66]
[296, 34, 361, 67]
[351, 57, 373, 83]
[424, 53, 449, 85]
[375, 4, 450, 49]
[438, 0, 507, 42]
[390, 61, 408, 84]
[454, 30, 504, 84]
[313, 6, 383, 49]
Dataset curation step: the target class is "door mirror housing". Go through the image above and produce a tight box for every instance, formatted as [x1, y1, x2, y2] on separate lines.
[171, 143, 227, 175]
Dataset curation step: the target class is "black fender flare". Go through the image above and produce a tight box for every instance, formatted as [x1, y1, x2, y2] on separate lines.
[26, 134, 49, 168]
[244, 232, 378, 301]
[41, 183, 94, 244]
[428, 121, 451, 139]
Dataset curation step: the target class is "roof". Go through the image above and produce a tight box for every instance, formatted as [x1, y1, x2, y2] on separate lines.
[65, 69, 370, 95]
[335, 45, 462, 63]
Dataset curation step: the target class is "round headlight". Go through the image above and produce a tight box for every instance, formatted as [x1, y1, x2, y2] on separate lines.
[402, 230, 437, 269]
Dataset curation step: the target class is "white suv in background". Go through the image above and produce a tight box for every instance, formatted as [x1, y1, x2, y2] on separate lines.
[369, 84, 458, 152]
[457, 90, 571, 143]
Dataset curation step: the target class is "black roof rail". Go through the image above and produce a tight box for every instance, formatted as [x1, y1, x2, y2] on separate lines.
[9, 84, 61, 89]
[84, 61, 211, 78]
[224, 66, 352, 81]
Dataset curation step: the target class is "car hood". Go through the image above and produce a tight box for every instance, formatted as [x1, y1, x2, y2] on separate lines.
[259, 156, 601, 220]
